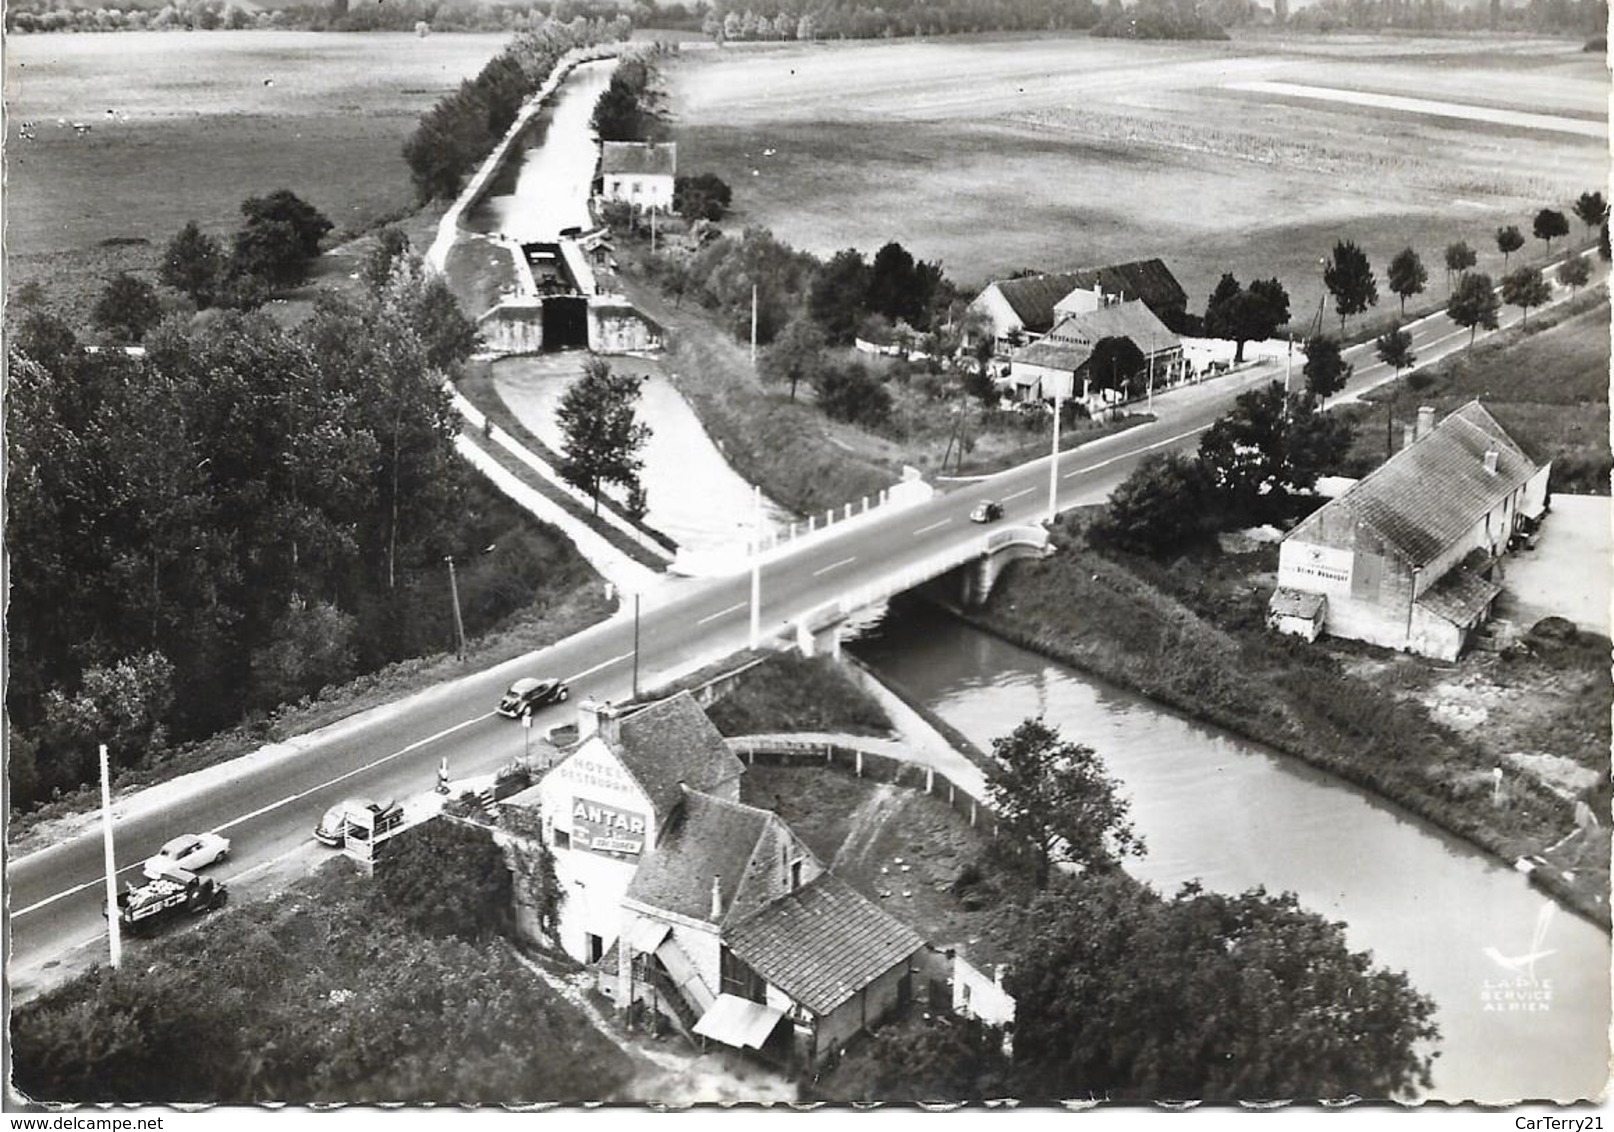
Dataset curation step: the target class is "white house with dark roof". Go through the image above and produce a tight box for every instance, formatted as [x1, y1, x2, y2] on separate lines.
[600, 141, 676, 211]
[1270, 401, 1551, 660]
[1004, 296, 1183, 408]
[509, 691, 926, 1065]
[965, 259, 1189, 357]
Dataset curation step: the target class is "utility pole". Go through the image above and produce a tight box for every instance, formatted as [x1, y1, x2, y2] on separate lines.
[1047, 392, 1062, 526]
[445, 555, 466, 660]
[650, 207, 657, 256]
[632, 591, 642, 699]
[750, 284, 759, 366]
[749, 484, 762, 649]
[100, 743, 121, 969]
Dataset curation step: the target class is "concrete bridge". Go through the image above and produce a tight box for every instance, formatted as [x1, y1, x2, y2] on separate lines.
[788, 524, 1051, 657]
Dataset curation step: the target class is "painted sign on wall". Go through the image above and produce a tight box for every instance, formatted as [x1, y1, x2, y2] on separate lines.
[573, 797, 647, 858]
[1280, 543, 1354, 595]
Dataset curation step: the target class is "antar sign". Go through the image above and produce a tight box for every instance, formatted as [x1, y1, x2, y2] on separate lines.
[573, 797, 647, 858]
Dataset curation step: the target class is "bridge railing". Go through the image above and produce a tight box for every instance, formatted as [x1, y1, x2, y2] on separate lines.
[726, 737, 1001, 839]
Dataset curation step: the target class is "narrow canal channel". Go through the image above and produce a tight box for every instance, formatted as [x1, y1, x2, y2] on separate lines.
[851, 598, 1610, 1104]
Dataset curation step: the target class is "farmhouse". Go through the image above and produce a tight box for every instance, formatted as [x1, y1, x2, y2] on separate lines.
[506, 692, 926, 1065]
[965, 258, 1188, 355]
[600, 141, 676, 211]
[1002, 294, 1184, 409]
[1269, 402, 1551, 661]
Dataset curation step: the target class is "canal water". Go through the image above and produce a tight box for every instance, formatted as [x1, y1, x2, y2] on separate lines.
[850, 598, 1610, 1104]
[462, 58, 616, 243]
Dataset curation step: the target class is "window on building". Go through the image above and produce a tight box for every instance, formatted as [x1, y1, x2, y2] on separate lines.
[790, 860, 803, 892]
[555, 828, 571, 850]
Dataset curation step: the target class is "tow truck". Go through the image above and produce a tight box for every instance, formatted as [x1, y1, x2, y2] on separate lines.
[113, 867, 229, 936]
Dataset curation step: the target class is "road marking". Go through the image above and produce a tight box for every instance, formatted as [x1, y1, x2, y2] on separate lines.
[1064, 424, 1209, 478]
[1003, 487, 1035, 501]
[565, 651, 635, 684]
[912, 518, 951, 536]
[812, 556, 857, 577]
[696, 601, 747, 626]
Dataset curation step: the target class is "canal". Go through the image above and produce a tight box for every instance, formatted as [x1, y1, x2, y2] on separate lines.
[850, 598, 1610, 1104]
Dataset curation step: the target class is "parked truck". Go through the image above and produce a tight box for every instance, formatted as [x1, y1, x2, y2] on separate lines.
[113, 871, 229, 936]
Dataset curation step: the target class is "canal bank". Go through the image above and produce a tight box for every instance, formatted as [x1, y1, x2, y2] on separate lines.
[848, 597, 1612, 1104]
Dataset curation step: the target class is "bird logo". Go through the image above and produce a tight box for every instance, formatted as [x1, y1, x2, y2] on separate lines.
[1483, 902, 1557, 984]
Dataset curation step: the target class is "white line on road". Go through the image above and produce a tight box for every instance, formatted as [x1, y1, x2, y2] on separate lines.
[1064, 424, 1210, 478]
[1003, 487, 1035, 501]
[695, 601, 748, 626]
[812, 556, 857, 577]
[912, 518, 951, 536]
[566, 651, 635, 684]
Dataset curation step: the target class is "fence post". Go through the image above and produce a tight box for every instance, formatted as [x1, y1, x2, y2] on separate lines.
[969, 800, 977, 827]
[861, 496, 869, 513]
[948, 783, 955, 805]
[808, 515, 816, 532]
[844, 503, 853, 521]
[825, 508, 834, 527]
[856, 749, 864, 778]
[925, 767, 934, 794]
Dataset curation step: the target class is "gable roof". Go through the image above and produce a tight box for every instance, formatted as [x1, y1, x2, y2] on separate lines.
[1045, 299, 1179, 356]
[626, 790, 819, 926]
[613, 692, 745, 825]
[601, 141, 677, 177]
[983, 259, 1186, 332]
[726, 874, 925, 1016]
[1287, 401, 1544, 566]
[1013, 339, 1094, 373]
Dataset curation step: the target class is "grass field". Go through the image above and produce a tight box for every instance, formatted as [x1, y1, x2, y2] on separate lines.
[1336, 288, 1611, 491]
[664, 33, 1608, 321]
[5, 30, 510, 308]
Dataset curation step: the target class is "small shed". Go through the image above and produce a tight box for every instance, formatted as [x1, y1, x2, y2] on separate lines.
[1267, 587, 1326, 641]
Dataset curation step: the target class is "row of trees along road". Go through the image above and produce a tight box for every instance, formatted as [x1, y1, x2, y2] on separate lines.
[953, 716, 1438, 1100]
[3, 236, 584, 814]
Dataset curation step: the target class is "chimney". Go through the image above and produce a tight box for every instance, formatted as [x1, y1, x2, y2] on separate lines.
[1484, 450, 1499, 475]
[1402, 424, 1417, 451]
[1415, 405, 1435, 441]
[710, 875, 723, 920]
[576, 698, 620, 743]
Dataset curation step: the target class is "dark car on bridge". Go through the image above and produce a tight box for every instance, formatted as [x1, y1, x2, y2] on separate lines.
[498, 677, 569, 718]
[969, 500, 1005, 523]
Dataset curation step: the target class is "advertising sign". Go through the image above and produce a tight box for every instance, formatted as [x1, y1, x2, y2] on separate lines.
[572, 797, 647, 859]
[1281, 543, 1354, 595]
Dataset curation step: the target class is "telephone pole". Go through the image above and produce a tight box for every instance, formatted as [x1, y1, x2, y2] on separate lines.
[100, 743, 121, 969]
[445, 555, 467, 660]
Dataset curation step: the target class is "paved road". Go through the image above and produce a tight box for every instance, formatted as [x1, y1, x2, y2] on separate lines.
[8, 253, 1599, 988]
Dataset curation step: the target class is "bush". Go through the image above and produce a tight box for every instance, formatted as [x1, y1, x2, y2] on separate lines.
[813, 361, 893, 429]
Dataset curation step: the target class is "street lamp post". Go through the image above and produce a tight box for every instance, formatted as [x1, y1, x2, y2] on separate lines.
[100, 742, 121, 969]
[749, 485, 762, 649]
[1046, 391, 1062, 526]
[632, 590, 642, 699]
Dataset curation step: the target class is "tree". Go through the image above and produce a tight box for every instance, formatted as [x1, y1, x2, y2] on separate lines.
[1202, 273, 1290, 363]
[231, 217, 312, 290]
[1500, 266, 1551, 326]
[383, 261, 480, 372]
[160, 221, 225, 309]
[985, 716, 1143, 887]
[1443, 240, 1477, 293]
[832, 1016, 1011, 1102]
[1447, 271, 1499, 348]
[1532, 207, 1570, 253]
[1375, 324, 1416, 377]
[1004, 874, 1440, 1100]
[557, 356, 651, 513]
[867, 241, 921, 325]
[1386, 247, 1428, 316]
[673, 172, 732, 222]
[92, 273, 165, 343]
[1557, 254, 1591, 296]
[760, 317, 826, 401]
[1573, 190, 1607, 237]
[812, 361, 892, 429]
[1322, 239, 1378, 336]
[808, 248, 871, 344]
[375, 820, 513, 941]
[1495, 224, 1525, 269]
[1094, 451, 1217, 557]
[248, 596, 358, 707]
[362, 226, 412, 294]
[239, 189, 332, 259]
[1198, 382, 1349, 521]
[1302, 334, 1352, 402]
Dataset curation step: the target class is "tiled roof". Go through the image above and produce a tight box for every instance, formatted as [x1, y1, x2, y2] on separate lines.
[1287, 402, 1544, 566]
[1045, 300, 1179, 357]
[1417, 563, 1502, 626]
[601, 141, 677, 176]
[1013, 339, 1094, 373]
[986, 259, 1187, 331]
[625, 790, 818, 926]
[726, 874, 925, 1016]
[615, 692, 744, 824]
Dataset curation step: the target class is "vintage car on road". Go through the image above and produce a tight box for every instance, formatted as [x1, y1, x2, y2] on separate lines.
[141, 832, 231, 880]
[497, 677, 569, 718]
[969, 500, 1005, 523]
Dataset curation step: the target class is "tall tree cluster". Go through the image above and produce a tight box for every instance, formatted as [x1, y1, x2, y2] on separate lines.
[590, 55, 670, 142]
[702, 0, 1101, 40]
[403, 17, 631, 203]
[6, 265, 490, 810]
